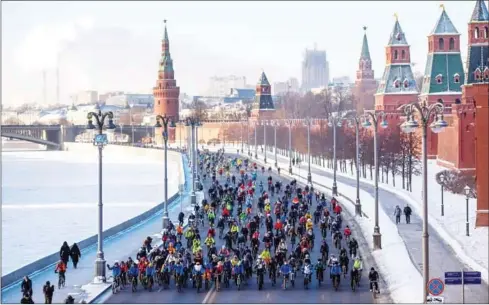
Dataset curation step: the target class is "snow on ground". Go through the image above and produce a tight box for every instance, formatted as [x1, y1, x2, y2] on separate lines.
[242, 149, 422, 303]
[302, 157, 488, 283]
[1, 143, 182, 274]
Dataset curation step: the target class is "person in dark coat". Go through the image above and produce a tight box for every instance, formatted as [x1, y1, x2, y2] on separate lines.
[21, 276, 33, 298]
[59, 242, 71, 266]
[70, 243, 81, 269]
[20, 295, 34, 304]
[43, 281, 54, 304]
[403, 205, 412, 224]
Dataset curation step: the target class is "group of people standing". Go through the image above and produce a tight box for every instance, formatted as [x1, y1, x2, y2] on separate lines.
[20, 242, 82, 304]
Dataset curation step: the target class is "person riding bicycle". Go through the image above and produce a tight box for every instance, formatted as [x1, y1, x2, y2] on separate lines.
[327, 254, 338, 267]
[344, 225, 351, 240]
[260, 248, 271, 265]
[339, 250, 349, 274]
[315, 258, 325, 281]
[107, 260, 122, 282]
[232, 260, 244, 285]
[280, 260, 292, 279]
[219, 245, 230, 258]
[145, 263, 155, 284]
[330, 261, 342, 283]
[54, 260, 67, 282]
[369, 267, 380, 293]
[302, 260, 313, 282]
[351, 256, 363, 286]
[192, 238, 202, 254]
[128, 262, 138, 284]
[204, 234, 215, 249]
[348, 237, 359, 258]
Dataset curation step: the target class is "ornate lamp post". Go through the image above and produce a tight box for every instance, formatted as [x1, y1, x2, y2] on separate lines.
[303, 117, 313, 184]
[155, 115, 176, 230]
[362, 110, 388, 249]
[464, 185, 471, 237]
[285, 119, 294, 174]
[270, 120, 280, 167]
[86, 109, 116, 282]
[401, 101, 447, 302]
[185, 117, 201, 206]
[346, 112, 363, 216]
[439, 173, 445, 216]
[328, 115, 345, 195]
[261, 120, 268, 163]
[253, 121, 258, 158]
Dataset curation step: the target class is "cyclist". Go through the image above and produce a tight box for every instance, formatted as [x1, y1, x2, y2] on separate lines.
[145, 263, 155, 288]
[107, 261, 122, 286]
[315, 258, 325, 283]
[128, 262, 138, 286]
[369, 267, 380, 293]
[330, 261, 342, 287]
[280, 260, 292, 288]
[54, 260, 67, 286]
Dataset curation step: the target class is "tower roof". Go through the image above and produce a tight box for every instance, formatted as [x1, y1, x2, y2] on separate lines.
[159, 20, 174, 73]
[430, 7, 459, 35]
[360, 26, 371, 60]
[470, 0, 489, 22]
[387, 15, 409, 45]
[258, 71, 270, 86]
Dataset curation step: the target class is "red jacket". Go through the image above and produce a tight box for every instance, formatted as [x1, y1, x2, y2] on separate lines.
[274, 222, 283, 230]
[344, 227, 351, 236]
[334, 205, 342, 214]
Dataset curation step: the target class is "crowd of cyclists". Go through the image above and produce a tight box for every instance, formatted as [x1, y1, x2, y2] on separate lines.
[103, 148, 381, 297]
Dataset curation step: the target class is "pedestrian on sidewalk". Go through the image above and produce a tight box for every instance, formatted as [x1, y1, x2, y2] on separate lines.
[59, 242, 70, 267]
[21, 276, 33, 298]
[403, 205, 412, 224]
[292, 158, 296, 166]
[394, 205, 402, 224]
[70, 243, 81, 269]
[42, 281, 54, 304]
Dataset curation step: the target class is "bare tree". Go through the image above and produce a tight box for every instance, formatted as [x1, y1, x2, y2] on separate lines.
[189, 100, 208, 121]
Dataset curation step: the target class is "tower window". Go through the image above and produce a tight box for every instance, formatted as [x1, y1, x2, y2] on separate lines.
[393, 79, 400, 88]
[455, 98, 461, 104]
[403, 78, 409, 88]
[449, 38, 455, 50]
[474, 27, 479, 39]
[485, 27, 489, 39]
[394, 50, 398, 59]
[158, 101, 160, 105]
[438, 38, 445, 50]
[484, 67, 489, 80]
[435, 74, 443, 84]
[401, 50, 406, 59]
[475, 68, 481, 80]
[454, 73, 460, 83]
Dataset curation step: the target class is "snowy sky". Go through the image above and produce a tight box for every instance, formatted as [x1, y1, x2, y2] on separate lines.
[1, 1, 478, 105]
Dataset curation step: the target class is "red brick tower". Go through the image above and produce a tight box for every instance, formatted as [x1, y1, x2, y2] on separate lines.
[354, 26, 377, 112]
[250, 71, 277, 121]
[375, 15, 418, 117]
[153, 20, 180, 141]
[462, 0, 489, 227]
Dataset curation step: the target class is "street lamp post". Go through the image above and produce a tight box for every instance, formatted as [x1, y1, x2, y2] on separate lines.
[362, 110, 388, 249]
[271, 120, 279, 167]
[401, 101, 448, 303]
[263, 120, 268, 164]
[347, 114, 362, 216]
[439, 173, 445, 216]
[155, 115, 176, 230]
[303, 118, 313, 184]
[328, 115, 344, 195]
[240, 121, 244, 153]
[247, 119, 251, 156]
[464, 185, 471, 236]
[185, 117, 200, 206]
[254, 121, 258, 158]
[86, 109, 116, 282]
[286, 119, 293, 174]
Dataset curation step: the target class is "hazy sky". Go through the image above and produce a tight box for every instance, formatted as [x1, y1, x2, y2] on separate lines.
[1, 1, 480, 106]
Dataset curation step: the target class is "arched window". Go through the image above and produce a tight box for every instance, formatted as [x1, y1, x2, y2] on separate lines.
[454, 73, 460, 83]
[394, 50, 398, 60]
[401, 50, 406, 59]
[393, 79, 400, 88]
[484, 67, 489, 80]
[449, 38, 455, 50]
[455, 99, 461, 104]
[437, 99, 444, 105]
[474, 27, 479, 39]
[403, 78, 409, 88]
[485, 27, 489, 39]
[435, 74, 443, 84]
[438, 38, 445, 50]
[475, 68, 481, 80]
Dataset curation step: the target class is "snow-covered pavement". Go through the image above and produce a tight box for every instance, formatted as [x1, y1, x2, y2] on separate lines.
[242, 148, 488, 303]
[1, 153, 194, 304]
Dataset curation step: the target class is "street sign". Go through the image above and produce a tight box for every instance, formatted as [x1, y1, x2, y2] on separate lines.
[428, 278, 445, 296]
[427, 296, 445, 303]
[444, 270, 482, 285]
[93, 134, 108, 146]
[464, 277, 482, 285]
[445, 272, 461, 278]
[463, 271, 481, 278]
[445, 278, 462, 285]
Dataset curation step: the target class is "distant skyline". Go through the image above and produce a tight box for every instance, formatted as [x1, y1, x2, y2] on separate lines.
[1, 1, 480, 106]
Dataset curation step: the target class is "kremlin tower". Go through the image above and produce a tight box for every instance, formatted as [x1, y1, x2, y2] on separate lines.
[250, 71, 277, 120]
[354, 26, 377, 112]
[153, 20, 180, 142]
[374, 15, 418, 114]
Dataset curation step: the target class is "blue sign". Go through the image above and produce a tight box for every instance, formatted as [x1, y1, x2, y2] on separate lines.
[94, 134, 108, 145]
[428, 278, 445, 296]
[444, 271, 481, 285]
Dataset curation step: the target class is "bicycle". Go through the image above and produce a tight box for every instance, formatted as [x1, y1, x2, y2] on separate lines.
[370, 281, 379, 299]
[107, 276, 119, 294]
[57, 271, 66, 290]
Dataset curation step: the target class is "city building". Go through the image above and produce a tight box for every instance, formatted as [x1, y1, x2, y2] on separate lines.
[354, 26, 378, 112]
[301, 47, 330, 92]
[273, 77, 300, 95]
[105, 94, 154, 107]
[152, 20, 180, 142]
[374, 16, 418, 117]
[74, 90, 98, 104]
[207, 75, 247, 97]
[99, 91, 125, 102]
[420, 7, 465, 159]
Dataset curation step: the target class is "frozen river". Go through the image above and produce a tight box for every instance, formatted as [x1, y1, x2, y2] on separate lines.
[1, 141, 181, 274]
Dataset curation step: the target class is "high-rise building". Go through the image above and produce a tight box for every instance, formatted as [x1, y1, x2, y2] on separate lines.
[301, 47, 329, 91]
[74, 90, 98, 104]
[273, 77, 300, 95]
[208, 76, 247, 96]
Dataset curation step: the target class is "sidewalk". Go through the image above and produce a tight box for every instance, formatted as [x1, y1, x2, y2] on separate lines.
[244, 149, 488, 304]
[1, 155, 194, 304]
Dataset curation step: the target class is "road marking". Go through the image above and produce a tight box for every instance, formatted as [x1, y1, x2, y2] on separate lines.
[202, 286, 215, 304]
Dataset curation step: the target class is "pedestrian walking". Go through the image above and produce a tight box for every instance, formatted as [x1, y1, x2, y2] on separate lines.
[394, 205, 401, 224]
[70, 243, 81, 269]
[403, 205, 412, 224]
[59, 242, 70, 267]
[43, 281, 54, 304]
[21, 275, 33, 298]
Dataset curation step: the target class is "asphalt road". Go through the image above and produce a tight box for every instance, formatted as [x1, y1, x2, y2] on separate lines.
[105, 152, 373, 304]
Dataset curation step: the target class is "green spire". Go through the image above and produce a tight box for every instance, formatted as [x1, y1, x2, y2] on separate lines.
[471, 0, 489, 22]
[159, 19, 174, 73]
[360, 26, 371, 60]
[431, 8, 459, 35]
[258, 71, 270, 86]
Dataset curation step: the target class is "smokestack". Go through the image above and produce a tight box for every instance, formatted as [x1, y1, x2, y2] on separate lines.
[43, 70, 47, 105]
[56, 67, 60, 104]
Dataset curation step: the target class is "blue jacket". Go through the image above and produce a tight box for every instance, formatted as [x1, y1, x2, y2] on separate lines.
[108, 265, 121, 277]
[193, 265, 204, 275]
[330, 265, 342, 276]
[280, 264, 292, 275]
[233, 264, 244, 274]
[174, 265, 184, 275]
[146, 266, 155, 277]
[128, 265, 138, 277]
